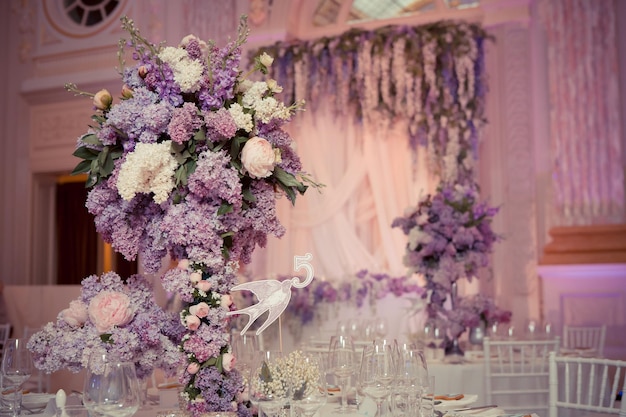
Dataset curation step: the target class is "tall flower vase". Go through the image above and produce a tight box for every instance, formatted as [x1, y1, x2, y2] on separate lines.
[444, 282, 465, 363]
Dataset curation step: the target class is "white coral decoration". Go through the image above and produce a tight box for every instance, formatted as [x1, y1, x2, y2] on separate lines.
[116, 140, 178, 204]
[158, 46, 204, 93]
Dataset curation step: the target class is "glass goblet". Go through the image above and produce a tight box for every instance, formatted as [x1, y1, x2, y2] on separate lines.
[358, 344, 395, 417]
[249, 350, 289, 417]
[1, 338, 34, 417]
[289, 353, 328, 417]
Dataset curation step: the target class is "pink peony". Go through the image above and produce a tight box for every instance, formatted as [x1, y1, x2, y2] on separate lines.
[189, 302, 210, 318]
[88, 291, 134, 333]
[186, 315, 201, 331]
[241, 136, 276, 178]
[60, 300, 89, 327]
[222, 352, 235, 372]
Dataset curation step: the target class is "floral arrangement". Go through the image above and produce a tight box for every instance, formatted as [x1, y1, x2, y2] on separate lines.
[256, 21, 491, 184]
[234, 270, 424, 328]
[392, 182, 500, 338]
[59, 15, 318, 417]
[453, 293, 512, 329]
[27, 272, 184, 379]
[251, 350, 319, 401]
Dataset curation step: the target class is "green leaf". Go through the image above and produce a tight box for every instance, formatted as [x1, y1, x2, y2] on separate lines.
[171, 141, 185, 154]
[81, 134, 102, 146]
[73, 146, 99, 160]
[71, 159, 92, 175]
[242, 188, 256, 203]
[260, 361, 272, 383]
[273, 166, 304, 188]
[276, 180, 297, 205]
[100, 334, 113, 344]
[230, 136, 248, 160]
[217, 203, 233, 216]
[221, 231, 235, 239]
[194, 129, 206, 142]
[215, 355, 223, 373]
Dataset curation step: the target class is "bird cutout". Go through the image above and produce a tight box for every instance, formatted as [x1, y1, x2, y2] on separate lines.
[227, 253, 314, 336]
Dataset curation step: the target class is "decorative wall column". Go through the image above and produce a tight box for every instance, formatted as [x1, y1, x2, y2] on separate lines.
[540, 0, 624, 226]
[482, 20, 541, 326]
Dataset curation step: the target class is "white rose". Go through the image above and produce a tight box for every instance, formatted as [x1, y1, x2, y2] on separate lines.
[240, 137, 277, 178]
[259, 52, 274, 67]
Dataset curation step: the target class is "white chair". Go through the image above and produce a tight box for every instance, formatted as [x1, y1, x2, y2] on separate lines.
[483, 336, 561, 416]
[562, 325, 607, 357]
[549, 351, 626, 417]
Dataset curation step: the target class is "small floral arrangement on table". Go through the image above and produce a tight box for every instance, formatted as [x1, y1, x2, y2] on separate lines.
[27, 272, 185, 379]
[251, 350, 320, 402]
[58, 15, 318, 417]
[392, 182, 500, 338]
[449, 293, 512, 333]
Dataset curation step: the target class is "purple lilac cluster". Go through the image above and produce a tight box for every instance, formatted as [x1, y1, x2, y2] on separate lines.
[235, 270, 424, 327]
[456, 293, 512, 328]
[27, 272, 185, 379]
[392, 183, 500, 337]
[66, 16, 314, 417]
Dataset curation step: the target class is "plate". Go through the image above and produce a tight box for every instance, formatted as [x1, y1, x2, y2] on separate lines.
[435, 394, 478, 410]
[21, 393, 54, 410]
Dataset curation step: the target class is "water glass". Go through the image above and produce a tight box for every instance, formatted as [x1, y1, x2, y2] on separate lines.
[1, 338, 33, 417]
[328, 335, 357, 413]
[83, 358, 140, 417]
[420, 375, 436, 417]
[249, 350, 290, 417]
[289, 353, 327, 417]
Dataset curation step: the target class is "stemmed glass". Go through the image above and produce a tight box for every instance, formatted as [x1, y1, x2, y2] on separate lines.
[1, 338, 34, 417]
[328, 335, 357, 413]
[230, 332, 259, 377]
[249, 350, 290, 417]
[358, 344, 395, 417]
[393, 347, 428, 417]
[83, 354, 140, 417]
[289, 353, 328, 417]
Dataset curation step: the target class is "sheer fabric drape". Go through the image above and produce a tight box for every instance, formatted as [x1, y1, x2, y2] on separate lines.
[246, 105, 437, 281]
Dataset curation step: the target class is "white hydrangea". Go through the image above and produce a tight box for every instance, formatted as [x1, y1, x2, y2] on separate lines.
[116, 141, 178, 204]
[228, 103, 254, 132]
[158, 46, 204, 93]
[253, 97, 292, 124]
[242, 81, 269, 108]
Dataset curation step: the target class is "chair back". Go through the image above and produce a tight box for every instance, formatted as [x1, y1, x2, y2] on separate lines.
[562, 325, 607, 357]
[483, 336, 560, 416]
[549, 351, 626, 417]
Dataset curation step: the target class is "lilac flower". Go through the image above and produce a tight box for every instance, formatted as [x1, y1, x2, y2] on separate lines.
[168, 102, 203, 144]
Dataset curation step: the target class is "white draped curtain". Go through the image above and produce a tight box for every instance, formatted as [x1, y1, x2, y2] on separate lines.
[246, 106, 438, 281]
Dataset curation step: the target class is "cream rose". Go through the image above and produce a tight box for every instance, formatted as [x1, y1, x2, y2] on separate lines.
[241, 137, 276, 178]
[221, 294, 233, 309]
[88, 291, 134, 333]
[259, 52, 274, 68]
[177, 259, 190, 270]
[93, 89, 112, 110]
[222, 352, 236, 372]
[190, 272, 202, 284]
[60, 300, 89, 327]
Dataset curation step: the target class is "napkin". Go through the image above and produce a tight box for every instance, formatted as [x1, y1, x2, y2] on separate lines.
[443, 407, 506, 416]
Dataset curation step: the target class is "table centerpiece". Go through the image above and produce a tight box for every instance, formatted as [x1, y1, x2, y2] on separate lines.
[29, 14, 319, 417]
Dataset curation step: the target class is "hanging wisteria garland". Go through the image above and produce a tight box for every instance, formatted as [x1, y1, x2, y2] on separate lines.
[254, 21, 492, 185]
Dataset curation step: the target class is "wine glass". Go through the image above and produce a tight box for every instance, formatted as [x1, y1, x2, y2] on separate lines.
[393, 347, 428, 417]
[358, 344, 395, 417]
[230, 332, 259, 377]
[289, 353, 328, 417]
[249, 350, 290, 417]
[83, 355, 140, 417]
[328, 335, 356, 413]
[1, 338, 34, 417]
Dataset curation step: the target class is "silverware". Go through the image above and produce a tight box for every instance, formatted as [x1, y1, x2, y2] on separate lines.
[453, 404, 499, 413]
